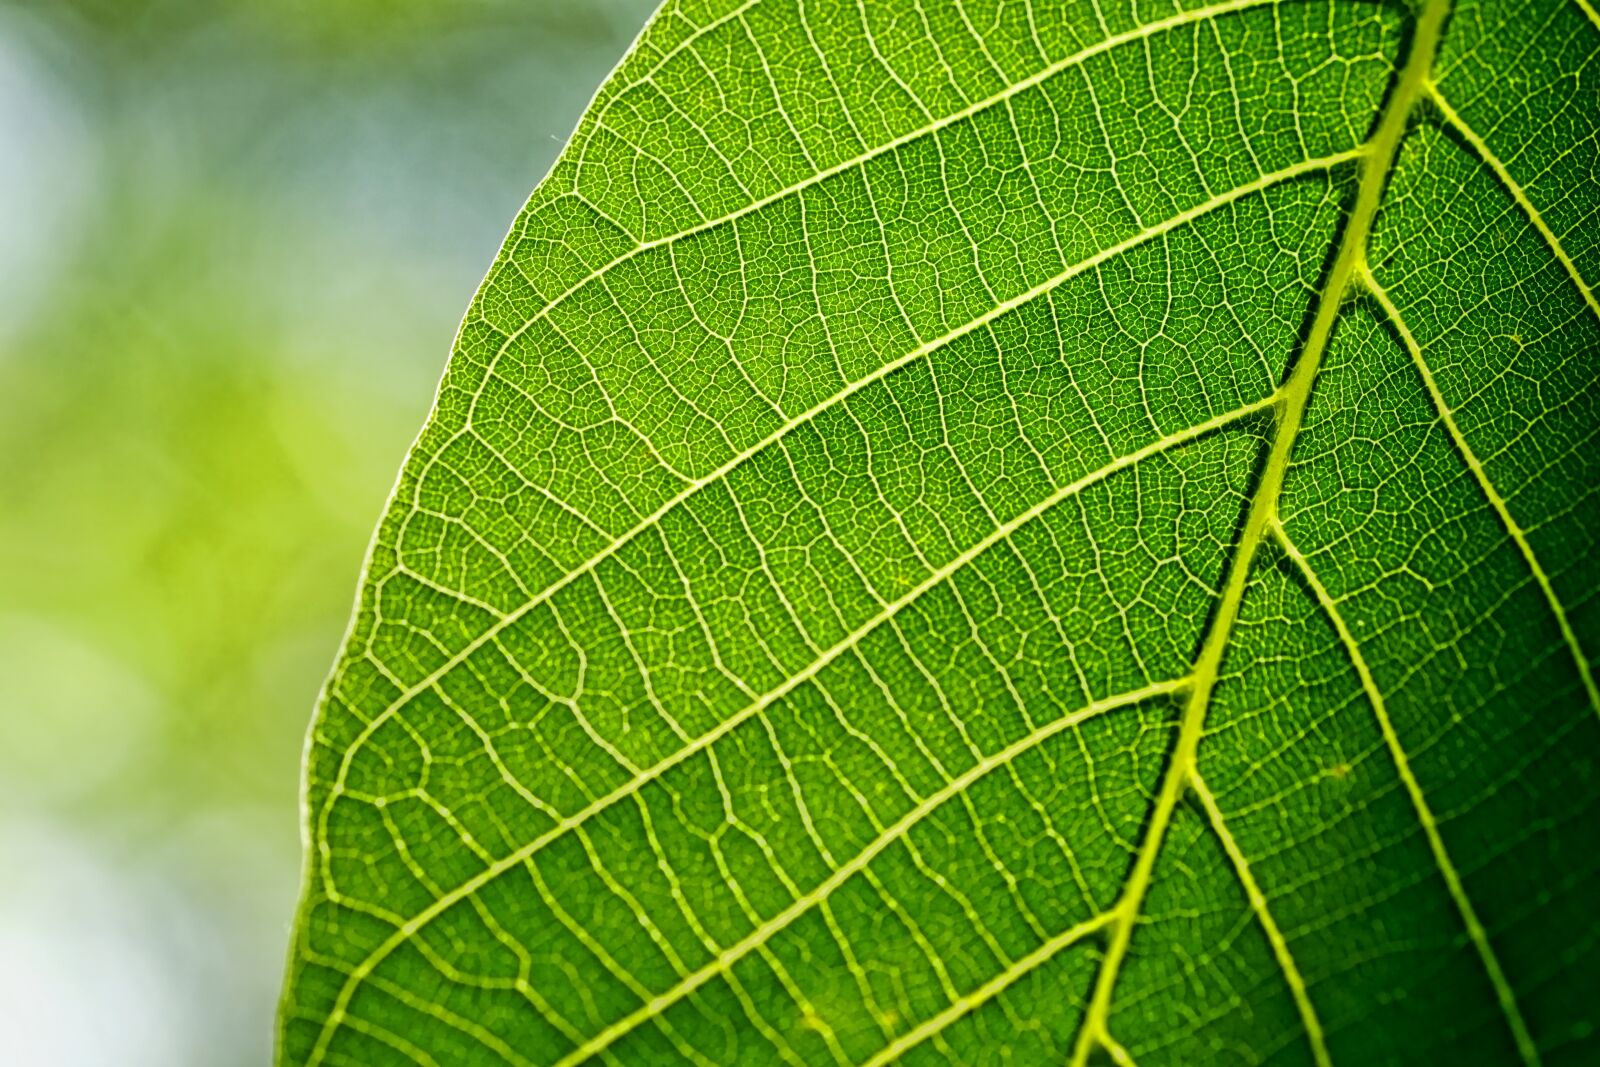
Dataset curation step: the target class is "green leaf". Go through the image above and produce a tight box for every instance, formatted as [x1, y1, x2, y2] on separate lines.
[277, 0, 1600, 1063]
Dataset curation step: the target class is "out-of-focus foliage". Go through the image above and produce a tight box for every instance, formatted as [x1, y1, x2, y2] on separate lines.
[0, 2, 651, 1063]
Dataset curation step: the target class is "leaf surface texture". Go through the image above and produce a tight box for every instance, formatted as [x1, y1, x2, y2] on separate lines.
[279, 0, 1600, 1063]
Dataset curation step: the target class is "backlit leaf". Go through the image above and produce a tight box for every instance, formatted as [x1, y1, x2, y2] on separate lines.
[278, 0, 1600, 1063]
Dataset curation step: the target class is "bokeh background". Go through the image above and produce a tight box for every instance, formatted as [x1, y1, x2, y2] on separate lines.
[0, 1, 654, 1062]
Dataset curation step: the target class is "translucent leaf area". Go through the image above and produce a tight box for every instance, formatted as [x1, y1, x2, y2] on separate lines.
[278, 0, 1600, 1063]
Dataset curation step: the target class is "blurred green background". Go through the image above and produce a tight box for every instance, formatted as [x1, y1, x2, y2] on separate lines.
[0, 1, 653, 1062]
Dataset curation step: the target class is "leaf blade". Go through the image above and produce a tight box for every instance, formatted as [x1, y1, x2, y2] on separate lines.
[279, 0, 1600, 1063]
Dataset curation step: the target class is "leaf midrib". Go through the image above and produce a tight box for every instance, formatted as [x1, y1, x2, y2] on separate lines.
[1063, 3, 1546, 1066]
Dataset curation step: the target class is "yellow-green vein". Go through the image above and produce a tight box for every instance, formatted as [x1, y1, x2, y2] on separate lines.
[1364, 271, 1600, 720]
[1068, 0, 1453, 1059]
[1190, 769, 1331, 1067]
[1270, 520, 1542, 1067]
[1422, 82, 1600, 323]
